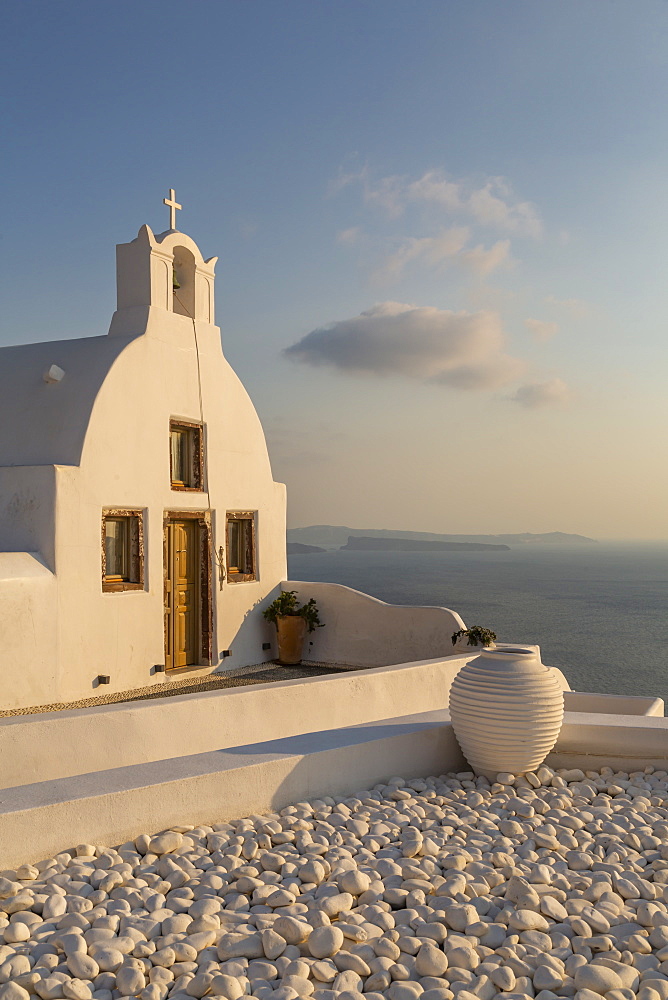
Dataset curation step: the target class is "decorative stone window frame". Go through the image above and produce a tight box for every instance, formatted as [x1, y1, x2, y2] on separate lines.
[226, 511, 257, 583]
[101, 509, 145, 593]
[169, 419, 205, 492]
[163, 509, 213, 668]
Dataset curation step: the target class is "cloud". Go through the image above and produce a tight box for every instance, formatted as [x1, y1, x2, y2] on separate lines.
[511, 378, 571, 408]
[434, 354, 527, 391]
[374, 228, 470, 282]
[328, 165, 404, 216]
[340, 168, 542, 238]
[409, 171, 542, 237]
[327, 165, 368, 198]
[337, 226, 364, 246]
[464, 178, 542, 237]
[374, 230, 510, 282]
[407, 171, 462, 212]
[461, 239, 512, 276]
[284, 301, 525, 391]
[525, 317, 559, 341]
[364, 175, 405, 218]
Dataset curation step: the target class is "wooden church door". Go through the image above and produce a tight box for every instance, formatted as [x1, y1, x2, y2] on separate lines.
[164, 518, 199, 669]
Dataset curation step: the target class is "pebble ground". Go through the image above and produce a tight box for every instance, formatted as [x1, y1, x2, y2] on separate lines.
[2, 765, 668, 1000]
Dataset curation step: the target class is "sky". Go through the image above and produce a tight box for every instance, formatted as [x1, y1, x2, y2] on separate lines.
[1, 1, 667, 540]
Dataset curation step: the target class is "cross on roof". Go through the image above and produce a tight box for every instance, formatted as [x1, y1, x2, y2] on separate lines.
[163, 188, 182, 230]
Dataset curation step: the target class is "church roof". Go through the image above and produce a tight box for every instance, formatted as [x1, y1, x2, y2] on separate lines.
[0, 333, 137, 467]
[0, 198, 219, 469]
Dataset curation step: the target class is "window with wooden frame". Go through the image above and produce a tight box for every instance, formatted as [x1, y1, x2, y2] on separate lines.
[170, 420, 204, 490]
[226, 512, 256, 582]
[101, 510, 144, 592]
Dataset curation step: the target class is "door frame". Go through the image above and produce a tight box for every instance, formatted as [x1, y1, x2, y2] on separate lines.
[163, 510, 213, 671]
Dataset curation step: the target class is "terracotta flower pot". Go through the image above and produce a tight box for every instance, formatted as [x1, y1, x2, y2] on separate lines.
[449, 645, 564, 779]
[276, 615, 307, 665]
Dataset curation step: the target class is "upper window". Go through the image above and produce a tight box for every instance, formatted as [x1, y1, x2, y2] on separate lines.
[170, 421, 204, 490]
[102, 510, 144, 592]
[226, 512, 256, 582]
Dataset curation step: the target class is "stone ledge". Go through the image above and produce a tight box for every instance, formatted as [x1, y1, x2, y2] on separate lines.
[549, 710, 668, 771]
[0, 656, 475, 789]
[0, 710, 465, 869]
[3, 707, 668, 869]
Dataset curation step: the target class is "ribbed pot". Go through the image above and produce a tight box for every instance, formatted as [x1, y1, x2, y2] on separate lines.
[276, 615, 307, 665]
[449, 645, 564, 779]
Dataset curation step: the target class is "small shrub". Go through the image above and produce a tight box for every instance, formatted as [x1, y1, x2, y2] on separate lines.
[451, 625, 497, 648]
[263, 590, 324, 634]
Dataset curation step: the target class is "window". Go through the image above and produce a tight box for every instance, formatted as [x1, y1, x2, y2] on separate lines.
[226, 512, 256, 582]
[102, 510, 144, 592]
[170, 421, 203, 490]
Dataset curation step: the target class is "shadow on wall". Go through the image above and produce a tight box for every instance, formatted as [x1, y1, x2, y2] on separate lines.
[213, 580, 467, 675]
[282, 580, 466, 667]
[222, 715, 467, 808]
[213, 583, 283, 671]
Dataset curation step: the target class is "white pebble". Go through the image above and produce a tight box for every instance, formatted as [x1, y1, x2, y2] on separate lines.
[147, 830, 183, 855]
[7, 768, 668, 1000]
[0, 986, 31, 1000]
[574, 966, 623, 994]
[210, 974, 245, 1000]
[308, 925, 344, 959]
[337, 869, 371, 895]
[62, 982, 92, 1000]
[415, 944, 448, 977]
[116, 961, 146, 995]
[66, 954, 99, 979]
[261, 928, 287, 959]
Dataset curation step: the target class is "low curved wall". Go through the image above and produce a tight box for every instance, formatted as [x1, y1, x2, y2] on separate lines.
[283, 580, 466, 666]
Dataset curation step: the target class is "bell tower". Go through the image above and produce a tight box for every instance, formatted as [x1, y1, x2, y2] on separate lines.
[108, 191, 218, 338]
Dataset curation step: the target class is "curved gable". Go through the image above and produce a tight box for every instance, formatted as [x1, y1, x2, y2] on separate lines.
[0, 334, 138, 467]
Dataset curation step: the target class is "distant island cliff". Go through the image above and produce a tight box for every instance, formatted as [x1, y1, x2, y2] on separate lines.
[340, 536, 510, 553]
[287, 525, 597, 550]
[286, 542, 326, 555]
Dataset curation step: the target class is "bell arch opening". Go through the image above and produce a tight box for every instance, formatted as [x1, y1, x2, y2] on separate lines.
[172, 246, 196, 318]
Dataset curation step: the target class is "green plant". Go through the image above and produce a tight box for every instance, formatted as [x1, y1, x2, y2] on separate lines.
[451, 625, 497, 648]
[263, 590, 324, 634]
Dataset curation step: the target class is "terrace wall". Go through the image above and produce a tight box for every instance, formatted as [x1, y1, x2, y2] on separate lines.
[0, 648, 568, 789]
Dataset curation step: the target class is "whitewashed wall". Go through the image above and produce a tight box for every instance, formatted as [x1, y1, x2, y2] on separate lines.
[0, 226, 287, 710]
[0, 651, 571, 788]
[283, 581, 466, 666]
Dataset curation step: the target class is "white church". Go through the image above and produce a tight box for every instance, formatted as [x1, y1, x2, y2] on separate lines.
[0, 193, 288, 710]
[2, 196, 667, 870]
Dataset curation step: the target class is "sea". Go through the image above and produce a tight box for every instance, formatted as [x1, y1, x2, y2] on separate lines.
[287, 542, 668, 703]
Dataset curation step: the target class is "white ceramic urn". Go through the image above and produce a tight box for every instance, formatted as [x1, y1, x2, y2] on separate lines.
[449, 645, 564, 779]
